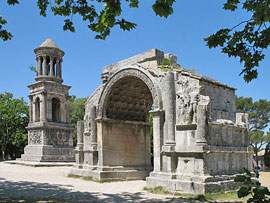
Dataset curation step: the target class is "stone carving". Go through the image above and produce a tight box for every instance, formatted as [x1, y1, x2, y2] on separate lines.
[176, 80, 200, 125]
[45, 129, 70, 146]
[29, 130, 42, 145]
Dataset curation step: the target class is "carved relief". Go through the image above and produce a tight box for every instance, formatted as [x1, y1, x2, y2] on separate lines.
[176, 80, 200, 125]
[29, 130, 42, 145]
[44, 129, 70, 146]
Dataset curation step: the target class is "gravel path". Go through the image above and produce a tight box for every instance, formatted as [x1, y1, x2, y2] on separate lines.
[0, 162, 192, 202]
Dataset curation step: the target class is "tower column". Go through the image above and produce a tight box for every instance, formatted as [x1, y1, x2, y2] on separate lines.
[66, 95, 70, 123]
[56, 59, 60, 78]
[59, 59, 62, 78]
[40, 92, 47, 121]
[37, 56, 42, 76]
[29, 95, 33, 122]
[50, 56, 54, 76]
[43, 56, 48, 76]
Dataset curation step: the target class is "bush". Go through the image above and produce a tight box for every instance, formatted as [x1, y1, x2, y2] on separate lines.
[234, 168, 270, 202]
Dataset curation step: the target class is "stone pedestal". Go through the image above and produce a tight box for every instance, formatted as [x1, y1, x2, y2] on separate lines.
[21, 122, 74, 162]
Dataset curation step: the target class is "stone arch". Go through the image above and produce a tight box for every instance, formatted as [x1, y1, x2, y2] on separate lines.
[95, 67, 163, 173]
[52, 97, 61, 122]
[97, 67, 162, 118]
[34, 97, 41, 122]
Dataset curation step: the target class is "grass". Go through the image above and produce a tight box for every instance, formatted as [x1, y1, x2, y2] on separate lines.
[67, 174, 96, 182]
[143, 186, 249, 202]
[67, 174, 131, 183]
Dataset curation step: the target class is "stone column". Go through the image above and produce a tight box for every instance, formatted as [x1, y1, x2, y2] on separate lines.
[43, 56, 48, 76]
[59, 59, 62, 78]
[40, 92, 47, 121]
[91, 106, 97, 146]
[28, 95, 33, 122]
[163, 72, 176, 146]
[76, 121, 84, 164]
[32, 99, 36, 122]
[49, 57, 54, 76]
[37, 56, 42, 76]
[150, 109, 164, 172]
[56, 59, 60, 78]
[66, 95, 71, 123]
[196, 105, 208, 145]
[96, 118, 104, 167]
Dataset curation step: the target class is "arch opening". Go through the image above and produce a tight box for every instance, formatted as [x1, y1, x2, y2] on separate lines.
[35, 97, 41, 122]
[40, 56, 43, 75]
[102, 76, 154, 170]
[53, 58, 57, 76]
[52, 98, 61, 122]
[46, 56, 50, 76]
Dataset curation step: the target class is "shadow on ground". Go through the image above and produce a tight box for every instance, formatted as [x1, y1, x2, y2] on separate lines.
[0, 178, 191, 202]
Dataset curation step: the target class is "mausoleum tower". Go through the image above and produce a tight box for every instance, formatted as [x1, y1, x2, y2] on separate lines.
[21, 38, 75, 162]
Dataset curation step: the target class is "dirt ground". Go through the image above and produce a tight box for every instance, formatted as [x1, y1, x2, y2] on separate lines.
[260, 171, 270, 188]
[0, 162, 270, 202]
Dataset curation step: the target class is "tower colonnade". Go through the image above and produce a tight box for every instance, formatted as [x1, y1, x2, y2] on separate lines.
[36, 55, 62, 78]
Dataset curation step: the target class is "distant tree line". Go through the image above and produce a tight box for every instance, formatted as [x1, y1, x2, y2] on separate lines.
[1, 91, 270, 163]
[0, 92, 28, 160]
[236, 96, 270, 166]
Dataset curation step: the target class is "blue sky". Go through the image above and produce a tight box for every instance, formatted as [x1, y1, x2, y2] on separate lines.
[1, 1, 270, 103]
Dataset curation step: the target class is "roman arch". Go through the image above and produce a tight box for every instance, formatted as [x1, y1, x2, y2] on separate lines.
[69, 48, 253, 194]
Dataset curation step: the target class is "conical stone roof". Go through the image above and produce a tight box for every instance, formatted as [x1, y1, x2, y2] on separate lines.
[40, 38, 58, 48]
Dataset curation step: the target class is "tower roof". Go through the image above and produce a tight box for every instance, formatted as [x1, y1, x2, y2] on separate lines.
[40, 38, 58, 48]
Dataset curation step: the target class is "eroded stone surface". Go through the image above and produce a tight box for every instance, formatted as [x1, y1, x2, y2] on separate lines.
[67, 48, 253, 194]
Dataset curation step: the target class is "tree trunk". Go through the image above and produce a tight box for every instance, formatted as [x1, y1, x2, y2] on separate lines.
[254, 147, 259, 167]
[1, 144, 6, 160]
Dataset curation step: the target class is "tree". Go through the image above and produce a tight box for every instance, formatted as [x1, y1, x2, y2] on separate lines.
[2, 1, 270, 82]
[236, 96, 270, 165]
[0, 92, 28, 160]
[69, 95, 87, 146]
[1, 0, 175, 41]
[205, 0, 270, 82]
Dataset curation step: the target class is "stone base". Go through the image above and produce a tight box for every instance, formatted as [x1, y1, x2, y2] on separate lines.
[21, 145, 75, 162]
[69, 165, 152, 181]
[146, 172, 240, 194]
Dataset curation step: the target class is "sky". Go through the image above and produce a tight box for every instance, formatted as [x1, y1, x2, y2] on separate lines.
[1, 1, 270, 103]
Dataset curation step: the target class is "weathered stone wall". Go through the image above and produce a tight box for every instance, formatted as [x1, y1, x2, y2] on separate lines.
[205, 152, 252, 175]
[208, 124, 249, 147]
[99, 119, 151, 167]
[200, 81, 236, 123]
[176, 155, 205, 176]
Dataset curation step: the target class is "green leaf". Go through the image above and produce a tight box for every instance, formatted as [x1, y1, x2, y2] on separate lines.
[7, 0, 19, 5]
[243, 168, 252, 176]
[152, 0, 176, 18]
[234, 175, 247, 182]
[63, 19, 75, 32]
[238, 186, 251, 198]
[223, 0, 240, 11]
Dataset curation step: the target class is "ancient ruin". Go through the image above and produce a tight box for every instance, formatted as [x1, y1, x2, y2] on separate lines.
[70, 48, 253, 194]
[21, 39, 74, 162]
